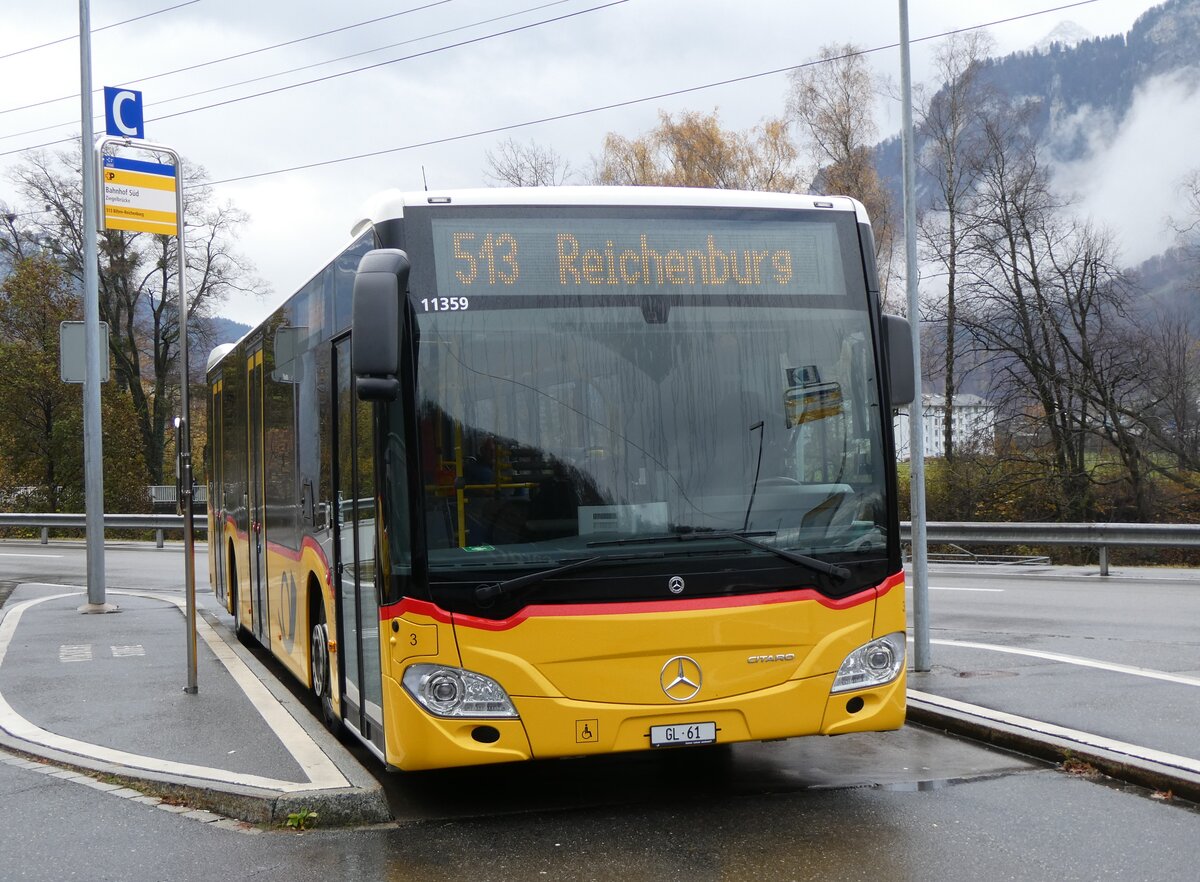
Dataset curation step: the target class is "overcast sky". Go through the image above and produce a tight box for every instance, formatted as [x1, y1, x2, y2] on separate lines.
[0, 0, 1173, 328]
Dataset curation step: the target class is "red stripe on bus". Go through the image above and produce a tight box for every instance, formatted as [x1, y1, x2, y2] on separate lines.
[259, 535, 332, 570]
[876, 571, 904, 596]
[219, 517, 332, 585]
[379, 596, 454, 623]
[302, 535, 330, 571]
[264, 539, 303, 562]
[222, 513, 245, 542]
[379, 571, 902, 630]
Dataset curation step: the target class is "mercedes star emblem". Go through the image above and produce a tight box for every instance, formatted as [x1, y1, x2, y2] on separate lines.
[660, 655, 702, 701]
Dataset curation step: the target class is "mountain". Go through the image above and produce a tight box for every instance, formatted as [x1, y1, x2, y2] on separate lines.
[870, 0, 1200, 396]
[1032, 21, 1093, 53]
[208, 314, 251, 346]
[875, 0, 1200, 280]
[879, 0, 1200, 183]
[1129, 246, 1199, 322]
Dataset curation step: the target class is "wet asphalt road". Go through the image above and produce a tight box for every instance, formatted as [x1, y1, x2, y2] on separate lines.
[1, 540, 1197, 880]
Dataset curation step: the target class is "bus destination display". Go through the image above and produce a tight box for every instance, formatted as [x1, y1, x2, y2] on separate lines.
[428, 216, 846, 308]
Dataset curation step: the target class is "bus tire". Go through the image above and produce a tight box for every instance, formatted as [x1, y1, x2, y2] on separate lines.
[310, 604, 340, 734]
[227, 542, 248, 640]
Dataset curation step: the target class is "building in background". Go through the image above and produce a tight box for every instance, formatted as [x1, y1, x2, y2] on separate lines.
[894, 394, 996, 460]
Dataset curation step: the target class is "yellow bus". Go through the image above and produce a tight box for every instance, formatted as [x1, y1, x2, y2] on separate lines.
[205, 187, 914, 770]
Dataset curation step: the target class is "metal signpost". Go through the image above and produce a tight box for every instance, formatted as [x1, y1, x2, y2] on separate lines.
[96, 89, 199, 694]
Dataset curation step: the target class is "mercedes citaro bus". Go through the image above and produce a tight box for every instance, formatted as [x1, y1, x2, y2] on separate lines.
[206, 186, 914, 770]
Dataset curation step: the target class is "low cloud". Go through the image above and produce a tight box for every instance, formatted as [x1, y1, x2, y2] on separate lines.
[1052, 68, 1200, 266]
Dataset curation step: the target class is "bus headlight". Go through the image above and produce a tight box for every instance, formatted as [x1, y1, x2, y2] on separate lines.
[830, 632, 906, 693]
[402, 664, 519, 718]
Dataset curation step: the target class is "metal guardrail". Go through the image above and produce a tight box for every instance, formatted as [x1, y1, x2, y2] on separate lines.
[901, 521, 1200, 575]
[0, 514, 1197, 572]
[0, 512, 207, 549]
[148, 485, 207, 505]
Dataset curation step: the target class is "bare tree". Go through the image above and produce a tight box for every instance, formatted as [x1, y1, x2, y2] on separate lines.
[1, 203, 38, 265]
[956, 95, 1179, 521]
[1169, 169, 1200, 264]
[1047, 225, 1155, 518]
[958, 105, 1096, 519]
[917, 31, 993, 461]
[787, 44, 877, 171]
[1096, 171, 1200, 495]
[484, 138, 574, 187]
[1104, 309, 1200, 494]
[787, 44, 895, 307]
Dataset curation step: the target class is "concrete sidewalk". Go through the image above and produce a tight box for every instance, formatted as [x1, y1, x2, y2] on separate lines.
[0, 582, 389, 827]
[906, 564, 1200, 803]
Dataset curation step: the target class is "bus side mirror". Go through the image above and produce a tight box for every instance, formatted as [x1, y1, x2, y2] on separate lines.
[882, 313, 914, 407]
[352, 249, 411, 401]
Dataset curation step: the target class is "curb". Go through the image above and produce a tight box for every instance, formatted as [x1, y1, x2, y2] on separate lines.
[907, 693, 1200, 805]
[0, 583, 393, 828]
[0, 728, 387, 827]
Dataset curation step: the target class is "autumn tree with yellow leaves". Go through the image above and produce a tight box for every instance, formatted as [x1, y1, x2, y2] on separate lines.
[590, 109, 805, 193]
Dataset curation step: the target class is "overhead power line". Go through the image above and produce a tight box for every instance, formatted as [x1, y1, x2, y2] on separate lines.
[0, 0, 460, 116]
[0, 0, 202, 62]
[0, 0, 626, 152]
[200, 0, 1104, 188]
[142, 0, 576, 115]
[0, 0, 1100, 171]
[0, 0, 575, 123]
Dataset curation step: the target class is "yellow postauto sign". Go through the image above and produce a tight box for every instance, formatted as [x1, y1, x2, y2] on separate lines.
[101, 154, 178, 236]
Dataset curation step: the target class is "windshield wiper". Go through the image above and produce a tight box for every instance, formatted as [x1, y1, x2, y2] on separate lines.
[475, 552, 653, 603]
[589, 530, 850, 584]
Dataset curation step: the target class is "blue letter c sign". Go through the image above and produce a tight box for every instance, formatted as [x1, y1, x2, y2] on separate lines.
[104, 87, 144, 139]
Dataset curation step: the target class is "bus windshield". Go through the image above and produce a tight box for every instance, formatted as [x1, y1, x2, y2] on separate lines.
[390, 207, 891, 598]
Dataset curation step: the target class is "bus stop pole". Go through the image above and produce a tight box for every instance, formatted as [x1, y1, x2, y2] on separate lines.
[899, 0, 931, 671]
[175, 155, 199, 696]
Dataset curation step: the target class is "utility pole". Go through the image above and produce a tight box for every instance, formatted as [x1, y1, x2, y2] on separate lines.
[899, 0, 930, 670]
[77, 0, 114, 614]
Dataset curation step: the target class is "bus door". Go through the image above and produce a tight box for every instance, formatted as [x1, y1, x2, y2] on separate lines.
[246, 345, 268, 642]
[332, 337, 385, 753]
[210, 377, 226, 606]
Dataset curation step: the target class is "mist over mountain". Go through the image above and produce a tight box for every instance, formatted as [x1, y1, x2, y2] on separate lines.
[870, 0, 1200, 399]
[875, 0, 1200, 325]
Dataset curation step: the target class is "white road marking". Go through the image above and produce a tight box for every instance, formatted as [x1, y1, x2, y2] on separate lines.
[909, 689, 1200, 776]
[0, 589, 348, 792]
[110, 644, 145, 658]
[930, 638, 1200, 687]
[59, 645, 93, 663]
[0, 553, 64, 559]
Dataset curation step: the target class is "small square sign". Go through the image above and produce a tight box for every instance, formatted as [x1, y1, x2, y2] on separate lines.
[60, 321, 110, 383]
[104, 87, 144, 139]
